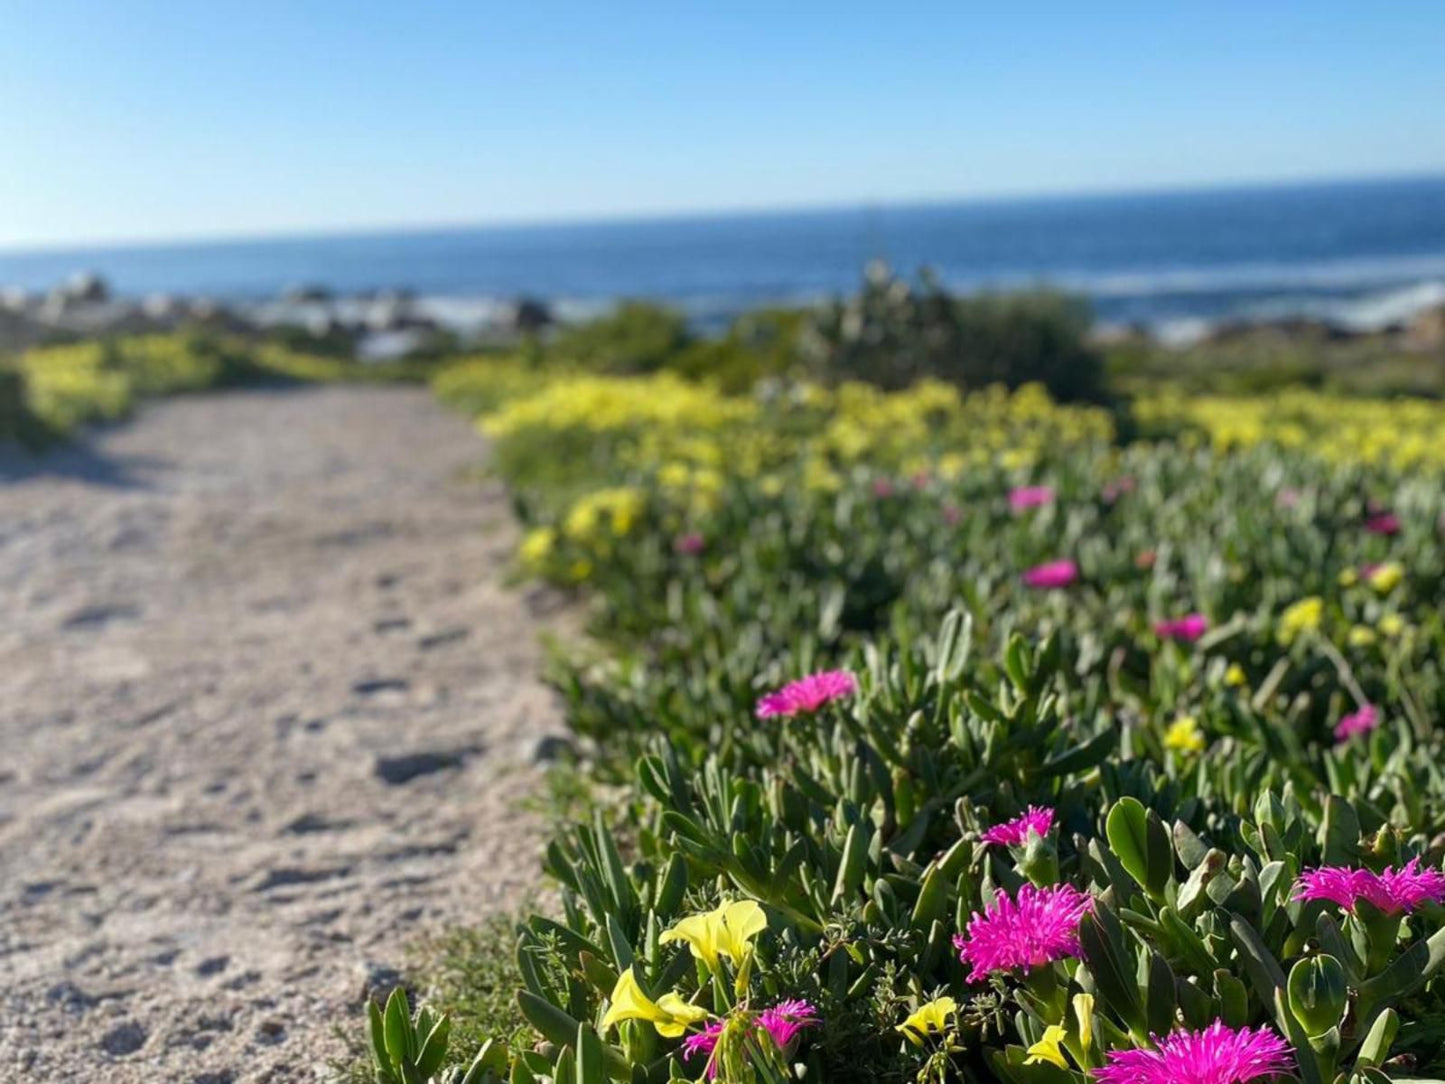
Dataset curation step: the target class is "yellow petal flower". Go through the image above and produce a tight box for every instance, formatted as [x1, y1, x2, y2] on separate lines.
[599, 970, 706, 1038]
[660, 899, 767, 974]
[1224, 663, 1247, 688]
[896, 997, 957, 1046]
[1367, 561, 1404, 593]
[1072, 993, 1094, 1054]
[1024, 1025, 1070, 1068]
[1378, 613, 1405, 637]
[1164, 716, 1206, 753]
[1348, 625, 1377, 647]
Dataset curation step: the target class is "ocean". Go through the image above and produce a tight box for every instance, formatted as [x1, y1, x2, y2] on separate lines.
[4, 175, 1445, 339]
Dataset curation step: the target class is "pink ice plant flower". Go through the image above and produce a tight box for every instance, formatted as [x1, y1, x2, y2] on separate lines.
[953, 883, 1091, 982]
[871, 477, 896, 498]
[1009, 485, 1055, 512]
[979, 805, 1055, 847]
[1295, 858, 1445, 915]
[1021, 559, 1078, 589]
[1094, 1021, 1292, 1084]
[674, 532, 706, 555]
[681, 1000, 819, 1080]
[1365, 511, 1401, 535]
[1333, 703, 1380, 742]
[755, 670, 858, 719]
[1154, 613, 1210, 642]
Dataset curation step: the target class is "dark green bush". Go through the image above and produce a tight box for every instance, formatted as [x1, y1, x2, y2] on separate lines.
[550, 301, 694, 374]
[801, 265, 1106, 402]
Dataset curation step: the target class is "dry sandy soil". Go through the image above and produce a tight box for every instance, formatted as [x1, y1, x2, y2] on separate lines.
[0, 387, 559, 1082]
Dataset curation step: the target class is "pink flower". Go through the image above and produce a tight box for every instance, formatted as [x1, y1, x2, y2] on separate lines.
[1094, 1022, 1292, 1084]
[681, 1001, 818, 1080]
[756, 999, 818, 1050]
[1333, 703, 1380, 742]
[1365, 511, 1401, 536]
[755, 670, 858, 719]
[674, 532, 706, 555]
[871, 477, 895, 498]
[1009, 485, 1055, 512]
[953, 883, 1091, 982]
[911, 470, 931, 490]
[942, 502, 962, 525]
[1136, 549, 1157, 571]
[1154, 613, 1209, 643]
[1295, 859, 1445, 914]
[1277, 488, 1301, 509]
[1103, 476, 1135, 503]
[979, 806, 1055, 847]
[1022, 559, 1078, 589]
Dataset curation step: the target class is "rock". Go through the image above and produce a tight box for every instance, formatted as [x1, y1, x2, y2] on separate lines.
[99, 1021, 147, 1056]
[511, 297, 553, 333]
[57, 271, 110, 305]
[373, 748, 470, 784]
[524, 732, 576, 764]
[356, 960, 406, 1005]
[1407, 303, 1445, 351]
[282, 284, 332, 304]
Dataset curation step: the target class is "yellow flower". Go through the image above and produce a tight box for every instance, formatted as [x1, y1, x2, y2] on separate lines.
[896, 997, 957, 1046]
[599, 969, 707, 1039]
[660, 900, 766, 973]
[1337, 568, 1358, 587]
[1224, 663, 1247, 688]
[1164, 716, 1206, 754]
[658, 462, 691, 488]
[1378, 613, 1405, 638]
[1024, 1025, 1070, 1068]
[519, 526, 555, 566]
[1278, 597, 1323, 644]
[1072, 993, 1094, 1055]
[759, 474, 785, 497]
[1348, 625, 1377, 647]
[1367, 561, 1404, 593]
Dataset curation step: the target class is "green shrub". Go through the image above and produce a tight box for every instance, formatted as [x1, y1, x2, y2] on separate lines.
[551, 302, 694, 374]
[801, 266, 1105, 402]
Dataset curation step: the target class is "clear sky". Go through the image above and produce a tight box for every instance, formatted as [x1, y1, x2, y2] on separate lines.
[3, 1, 1443, 249]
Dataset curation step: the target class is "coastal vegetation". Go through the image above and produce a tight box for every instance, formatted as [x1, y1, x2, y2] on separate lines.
[347, 291, 1445, 1083]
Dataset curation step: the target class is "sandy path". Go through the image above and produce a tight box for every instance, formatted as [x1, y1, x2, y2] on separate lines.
[0, 387, 557, 1083]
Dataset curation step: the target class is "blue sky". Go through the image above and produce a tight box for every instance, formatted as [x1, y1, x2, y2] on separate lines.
[3, 1, 1443, 249]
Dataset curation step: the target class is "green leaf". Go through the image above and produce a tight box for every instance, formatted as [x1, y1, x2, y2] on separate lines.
[575, 1022, 607, 1084]
[1355, 1007, 1398, 1070]
[1106, 798, 1172, 899]
[383, 987, 414, 1066]
[415, 1014, 451, 1079]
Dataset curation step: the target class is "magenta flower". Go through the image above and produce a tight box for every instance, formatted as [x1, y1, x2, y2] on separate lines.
[755, 670, 858, 719]
[871, 477, 896, 498]
[1155, 613, 1209, 643]
[1365, 511, 1401, 536]
[681, 1001, 818, 1080]
[980, 806, 1055, 847]
[1022, 559, 1078, 589]
[1095, 1022, 1292, 1084]
[1295, 859, 1445, 914]
[674, 532, 706, 555]
[1333, 703, 1380, 742]
[1009, 485, 1055, 512]
[942, 502, 962, 526]
[953, 883, 1091, 982]
[1103, 476, 1135, 503]
[756, 999, 818, 1049]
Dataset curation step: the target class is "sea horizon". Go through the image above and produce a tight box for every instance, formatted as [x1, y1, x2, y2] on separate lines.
[5, 171, 1445, 339]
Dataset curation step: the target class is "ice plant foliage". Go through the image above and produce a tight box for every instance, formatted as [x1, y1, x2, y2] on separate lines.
[1094, 1022, 1292, 1084]
[1334, 702, 1380, 742]
[755, 669, 858, 719]
[1021, 559, 1078, 589]
[1154, 613, 1209, 642]
[1295, 858, 1445, 914]
[979, 805, 1054, 847]
[953, 883, 1092, 981]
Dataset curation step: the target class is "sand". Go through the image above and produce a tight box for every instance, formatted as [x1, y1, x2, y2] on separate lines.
[0, 386, 557, 1082]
